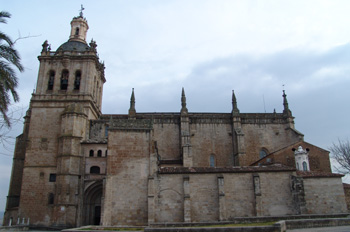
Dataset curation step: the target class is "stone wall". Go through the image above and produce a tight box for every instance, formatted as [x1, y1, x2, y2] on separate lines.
[18, 167, 56, 226]
[155, 175, 184, 223]
[190, 123, 233, 167]
[242, 124, 301, 166]
[103, 129, 151, 226]
[153, 123, 180, 160]
[155, 168, 296, 223]
[343, 183, 350, 211]
[303, 177, 347, 214]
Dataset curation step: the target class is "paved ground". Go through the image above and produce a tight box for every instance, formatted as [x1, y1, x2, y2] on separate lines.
[288, 226, 350, 232]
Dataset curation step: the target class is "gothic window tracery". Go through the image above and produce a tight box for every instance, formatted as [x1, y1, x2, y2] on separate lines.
[60, 70, 69, 90]
[48, 70, 55, 90]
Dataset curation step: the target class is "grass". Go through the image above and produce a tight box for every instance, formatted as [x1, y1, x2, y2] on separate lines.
[79, 228, 143, 231]
[199, 221, 277, 227]
[79, 221, 277, 230]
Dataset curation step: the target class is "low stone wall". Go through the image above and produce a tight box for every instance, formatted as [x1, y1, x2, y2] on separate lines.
[285, 218, 350, 229]
[144, 224, 283, 232]
[149, 213, 349, 227]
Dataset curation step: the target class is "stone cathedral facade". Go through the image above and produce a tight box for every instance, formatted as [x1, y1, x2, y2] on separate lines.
[3, 15, 348, 229]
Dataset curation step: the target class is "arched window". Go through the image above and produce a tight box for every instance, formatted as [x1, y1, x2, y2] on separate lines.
[48, 70, 55, 90]
[75, 27, 79, 36]
[60, 70, 69, 90]
[90, 166, 100, 174]
[74, 70, 81, 90]
[105, 150, 108, 157]
[48, 193, 54, 205]
[296, 163, 300, 170]
[105, 126, 109, 137]
[89, 150, 94, 157]
[209, 154, 215, 167]
[97, 150, 102, 157]
[302, 161, 308, 171]
[259, 149, 268, 159]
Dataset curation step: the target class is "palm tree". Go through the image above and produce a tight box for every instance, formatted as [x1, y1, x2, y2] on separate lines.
[0, 11, 24, 127]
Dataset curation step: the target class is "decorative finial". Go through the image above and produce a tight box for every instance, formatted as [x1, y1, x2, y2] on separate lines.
[89, 38, 97, 52]
[79, 4, 85, 17]
[41, 40, 49, 52]
[282, 90, 292, 116]
[129, 88, 136, 118]
[181, 87, 188, 114]
[232, 90, 240, 115]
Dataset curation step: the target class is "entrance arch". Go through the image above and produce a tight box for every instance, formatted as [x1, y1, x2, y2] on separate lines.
[84, 181, 103, 225]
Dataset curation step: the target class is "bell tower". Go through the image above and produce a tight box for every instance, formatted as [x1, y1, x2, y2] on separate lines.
[4, 10, 106, 228]
[69, 16, 89, 43]
[35, 13, 105, 115]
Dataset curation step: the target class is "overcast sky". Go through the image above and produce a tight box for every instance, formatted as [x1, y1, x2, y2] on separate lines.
[1, 0, 349, 211]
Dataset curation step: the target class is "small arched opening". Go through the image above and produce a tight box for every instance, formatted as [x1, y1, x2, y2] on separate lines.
[89, 150, 94, 157]
[48, 70, 55, 90]
[90, 166, 100, 174]
[74, 70, 81, 90]
[97, 150, 102, 157]
[60, 69, 69, 90]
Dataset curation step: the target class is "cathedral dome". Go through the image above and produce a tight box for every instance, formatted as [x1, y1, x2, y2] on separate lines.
[56, 41, 90, 52]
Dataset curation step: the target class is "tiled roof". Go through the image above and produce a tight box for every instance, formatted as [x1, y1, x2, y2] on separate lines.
[296, 170, 344, 178]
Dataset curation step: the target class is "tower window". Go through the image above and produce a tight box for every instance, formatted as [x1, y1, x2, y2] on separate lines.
[48, 70, 55, 90]
[48, 193, 54, 205]
[89, 150, 94, 157]
[209, 154, 215, 167]
[49, 174, 56, 182]
[90, 166, 100, 174]
[97, 150, 102, 157]
[74, 70, 81, 90]
[60, 70, 69, 90]
[75, 27, 79, 36]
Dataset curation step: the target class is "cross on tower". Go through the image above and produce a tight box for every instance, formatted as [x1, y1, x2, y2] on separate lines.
[79, 4, 85, 17]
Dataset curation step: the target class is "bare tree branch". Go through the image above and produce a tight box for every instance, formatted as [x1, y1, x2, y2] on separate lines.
[0, 105, 25, 156]
[13, 33, 41, 44]
[329, 138, 350, 174]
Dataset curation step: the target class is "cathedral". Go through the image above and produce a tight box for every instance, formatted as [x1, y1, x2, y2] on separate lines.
[3, 13, 348, 229]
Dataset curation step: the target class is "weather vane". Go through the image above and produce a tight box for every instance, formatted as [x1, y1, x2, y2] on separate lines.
[79, 4, 85, 17]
